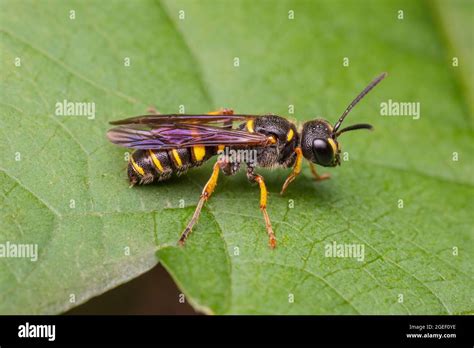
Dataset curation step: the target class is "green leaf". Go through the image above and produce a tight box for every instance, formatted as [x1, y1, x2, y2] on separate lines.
[1, 0, 473, 314]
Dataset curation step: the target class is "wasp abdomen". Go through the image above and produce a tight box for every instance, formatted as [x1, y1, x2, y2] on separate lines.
[128, 146, 216, 185]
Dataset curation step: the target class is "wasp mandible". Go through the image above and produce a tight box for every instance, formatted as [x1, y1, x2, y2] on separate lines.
[107, 72, 387, 249]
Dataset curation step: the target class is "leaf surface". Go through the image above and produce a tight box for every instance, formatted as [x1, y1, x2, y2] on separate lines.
[0, 0, 472, 314]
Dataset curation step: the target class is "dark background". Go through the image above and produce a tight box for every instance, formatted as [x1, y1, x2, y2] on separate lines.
[66, 264, 197, 315]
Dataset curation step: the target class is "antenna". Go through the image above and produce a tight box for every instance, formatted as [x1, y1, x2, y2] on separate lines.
[335, 123, 373, 137]
[332, 72, 387, 135]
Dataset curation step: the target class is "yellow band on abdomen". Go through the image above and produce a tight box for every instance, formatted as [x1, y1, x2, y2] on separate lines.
[171, 149, 183, 167]
[193, 146, 206, 162]
[148, 150, 164, 172]
[130, 156, 145, 175]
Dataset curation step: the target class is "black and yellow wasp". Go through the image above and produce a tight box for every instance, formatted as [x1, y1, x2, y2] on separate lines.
[107, 73, 387, 248]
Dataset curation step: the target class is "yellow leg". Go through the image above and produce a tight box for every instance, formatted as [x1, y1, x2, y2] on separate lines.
[255, 175, 276, 249]
[206, 108, 234, 115]
[147, 106, 161, 114]
[309, 162, 330, 181]
[178, 162, 220, 246]
[247, 169, 276, 249]
[280, 147, 303, 195]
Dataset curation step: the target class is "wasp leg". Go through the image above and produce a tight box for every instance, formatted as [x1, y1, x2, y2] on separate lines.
[309, 162, 330, 181]
[147, 106, 161, 114]
[247, 167, 276, 249]
[206, 108, 234, 115]
[178, 162, 220, 246]
[280, 147, 303, 195]
[207, 108, 234, 128]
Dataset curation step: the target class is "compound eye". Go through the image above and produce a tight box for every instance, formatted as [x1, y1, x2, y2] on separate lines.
[312, 138, 334, 166]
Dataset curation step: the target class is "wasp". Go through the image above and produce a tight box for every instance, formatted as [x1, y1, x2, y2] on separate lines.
[107, 72, 387, 249]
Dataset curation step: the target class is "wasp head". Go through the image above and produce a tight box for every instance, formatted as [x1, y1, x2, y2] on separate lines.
[301, 119, 341, 167]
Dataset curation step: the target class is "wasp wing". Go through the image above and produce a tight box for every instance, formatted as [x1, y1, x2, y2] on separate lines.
[109, 114, 259, 126]
[107, 123, 270, 150]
